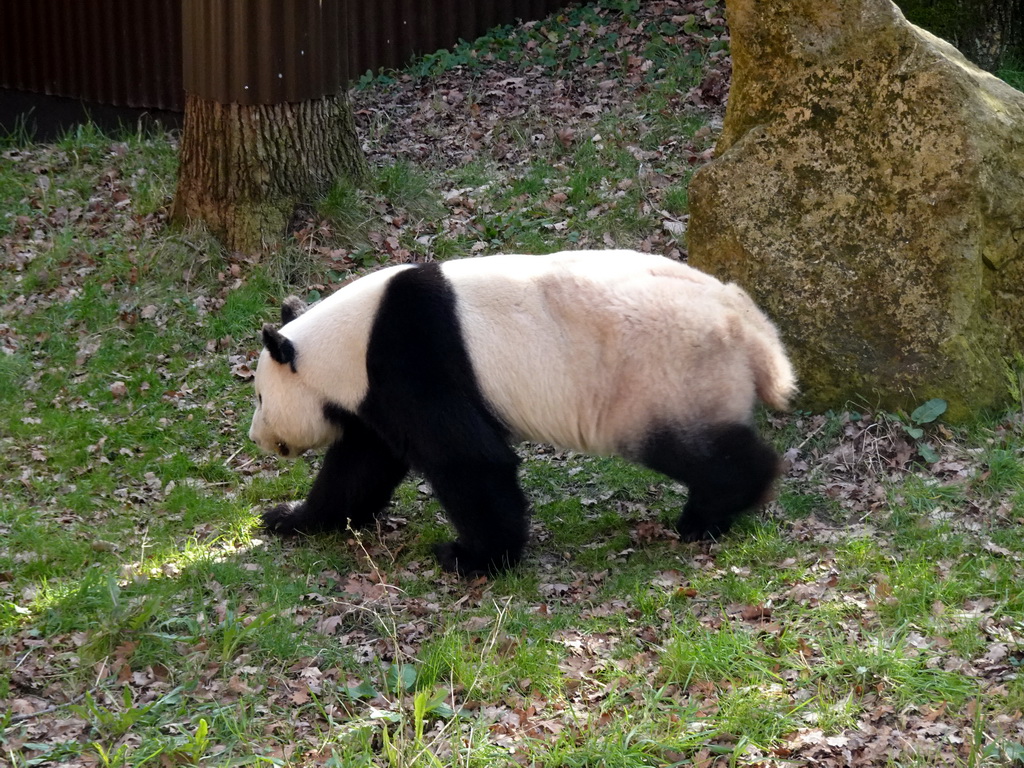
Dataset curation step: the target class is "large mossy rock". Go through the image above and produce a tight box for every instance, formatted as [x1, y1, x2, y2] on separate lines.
[688, 0, 1024, 420]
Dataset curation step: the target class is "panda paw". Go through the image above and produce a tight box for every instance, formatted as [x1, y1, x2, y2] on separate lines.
[675, 517, 727, 542]
[434, 542, 480, 576]
[262, 502, 308, 534]
[433, 541, 522, 577]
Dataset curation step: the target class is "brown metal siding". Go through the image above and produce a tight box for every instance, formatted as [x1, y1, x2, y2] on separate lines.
[182, 0, 350, 106]
[1, 0, 568, 112]
[0, 0, 182, 111]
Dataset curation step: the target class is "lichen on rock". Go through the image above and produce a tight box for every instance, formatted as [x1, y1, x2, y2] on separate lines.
[688, 0, 1024, 420]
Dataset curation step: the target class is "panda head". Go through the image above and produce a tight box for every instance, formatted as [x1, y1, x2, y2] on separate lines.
[248, 299, 341, 458]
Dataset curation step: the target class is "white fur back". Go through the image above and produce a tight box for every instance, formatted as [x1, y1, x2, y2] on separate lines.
[442, 250, 793, 455]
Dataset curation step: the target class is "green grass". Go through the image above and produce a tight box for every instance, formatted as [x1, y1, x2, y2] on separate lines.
[1000, 65, 1024, 91]
[347, 0, 717, 258]
[3, 2, 1024, 766]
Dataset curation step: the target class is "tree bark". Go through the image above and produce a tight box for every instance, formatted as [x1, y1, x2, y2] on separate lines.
[955, 0, 1022, 70]
[171, 90, 368, 253]
[899, 0, 1023, 71]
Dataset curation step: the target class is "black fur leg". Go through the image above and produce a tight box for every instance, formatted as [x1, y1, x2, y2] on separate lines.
[424, 462, 530, 576]
[262, 500, 315, 534]
[432, 541, 481, 575]
[354, 263, 532, 576]
[262, 415, 408, 535]
[638, 423, 780, 541]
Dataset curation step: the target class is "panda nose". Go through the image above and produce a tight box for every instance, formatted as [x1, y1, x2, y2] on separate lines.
[277, 442, 290, 457]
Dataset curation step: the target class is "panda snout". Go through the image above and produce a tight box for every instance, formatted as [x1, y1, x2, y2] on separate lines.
[277, 441, 291, 457]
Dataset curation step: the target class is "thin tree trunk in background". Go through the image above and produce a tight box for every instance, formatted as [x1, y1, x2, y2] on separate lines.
[955, 0, 1022, 70]
[899, 0, 1023, 71]
[172, 91, 368, 253]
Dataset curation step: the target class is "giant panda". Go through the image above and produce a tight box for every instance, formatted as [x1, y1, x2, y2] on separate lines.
[248, 250, 796, 575]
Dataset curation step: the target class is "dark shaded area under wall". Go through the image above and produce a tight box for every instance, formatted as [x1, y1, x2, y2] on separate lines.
[0, 89, 181, 142]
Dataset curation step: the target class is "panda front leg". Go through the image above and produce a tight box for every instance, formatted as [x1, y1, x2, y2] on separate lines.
[422, 460, 530, 576]
[638, 423, 780, 541]
[263, 418, 409, 535]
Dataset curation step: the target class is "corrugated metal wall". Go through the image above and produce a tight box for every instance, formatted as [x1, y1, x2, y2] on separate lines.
[0, 0, 568, 112]
[0, 0, 182, 111]
[182, 0, 350, 105]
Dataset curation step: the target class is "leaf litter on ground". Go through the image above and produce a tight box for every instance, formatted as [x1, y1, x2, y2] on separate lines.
[2, 1, 1024, 766]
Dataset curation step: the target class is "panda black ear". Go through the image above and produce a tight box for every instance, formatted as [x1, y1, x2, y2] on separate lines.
[262, 324, 297, 370]
[281, 296, 306, 325]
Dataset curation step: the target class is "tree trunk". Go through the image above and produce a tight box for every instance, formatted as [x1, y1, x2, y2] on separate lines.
[955, 0, 1022, 70]
[171, 90, 368, 253]
[898, 0, 1023, 71]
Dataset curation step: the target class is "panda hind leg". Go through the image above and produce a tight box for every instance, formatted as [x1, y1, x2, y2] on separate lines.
[425, 461, 530, 576]
[638, 423, 780, 541]
[263, 418, 408, 535]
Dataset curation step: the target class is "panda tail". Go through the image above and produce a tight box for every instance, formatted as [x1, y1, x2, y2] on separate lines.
[724, 284, 797, 411]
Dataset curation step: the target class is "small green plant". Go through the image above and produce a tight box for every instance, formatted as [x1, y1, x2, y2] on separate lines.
[1003, 351, 1024, 412]
[981, 738, 1024, 766]
[91, 741, 132, 768]
[72, 688, 158, 740]
[173, 718, 212, 765]
[887, 398, 947, 462]
[903, 398, 948, 439]
[77, 577, 173, 662]
[210, 608, 278, 664]
[374, 685, 457, 768]
[384, 662, 419, 696]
